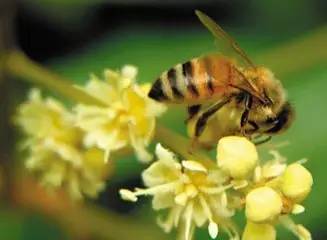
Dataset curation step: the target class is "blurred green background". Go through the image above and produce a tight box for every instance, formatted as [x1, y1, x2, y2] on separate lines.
[0, 0, 326, 239]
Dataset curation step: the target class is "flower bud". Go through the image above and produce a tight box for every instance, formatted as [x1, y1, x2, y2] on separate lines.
[245, 187, 282, 223]
[217, 136, 258, 179]
[242, 222, 276, 240]
[281, 163, 313, 203]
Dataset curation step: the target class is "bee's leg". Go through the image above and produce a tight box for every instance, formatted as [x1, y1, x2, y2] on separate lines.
[253, 135, 272, 145]
[240, 93, 253, 136]
[185, 104, 202, 122]
[194, 98, 231, 138]
[248, 121, 259, 132]
[188, 98, 230, 154]
[247, 121, 272, 145]
[189, 137, 199, 154]
[247, 120, 260, 137]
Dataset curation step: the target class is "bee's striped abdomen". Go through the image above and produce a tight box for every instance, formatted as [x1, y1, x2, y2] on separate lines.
[147, 77, 168, 101]
[148, 60, 200, 102]
[182, 61, 200, 97]
[148, 54, 231, 103]
[167, 68, 184, 99]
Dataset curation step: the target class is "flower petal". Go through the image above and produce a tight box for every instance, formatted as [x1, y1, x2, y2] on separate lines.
[155, 143, 180, 168]
[152, 193, 175, 210]
[182, 161, 207, 173]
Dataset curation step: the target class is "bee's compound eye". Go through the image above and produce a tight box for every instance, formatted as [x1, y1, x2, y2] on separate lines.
[265, 117, 278, 125]
[265, 102, 293, 134]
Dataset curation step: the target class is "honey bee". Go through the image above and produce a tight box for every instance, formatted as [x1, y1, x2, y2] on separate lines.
[148, 10, 294, 147]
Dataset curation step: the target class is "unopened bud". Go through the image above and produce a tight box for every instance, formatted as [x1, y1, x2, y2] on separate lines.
[217, 136, 258, 179]
[281, 163, 313, 203]
[245, 187, 282, 223]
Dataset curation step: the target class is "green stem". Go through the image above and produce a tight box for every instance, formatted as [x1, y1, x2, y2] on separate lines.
[4, 50, 106, 106]
[155, 125, 214, 165]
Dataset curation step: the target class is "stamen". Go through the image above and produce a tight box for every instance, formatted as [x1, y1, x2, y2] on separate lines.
[279, 216, 312, 240]
[199, 194, 214, 220]
[174, 206, 183, 227]
[292, 204, 305, 215]
[263, 163, 286, 178]
[184, 201, 194, 240]
[134, 181, 179, 196]
[231, 180, 248, 190]
[208, 221, 219, 239]
[221, 192, 228, 207]
[157, 208, 177, 233]
[182, 160, 207, 173]
[223, 224, 240, 240]
[296, 158, 308, 165]
[119, 189, 137, 202]
[199, 184, 232, 194]
[269, 150, 286, 163]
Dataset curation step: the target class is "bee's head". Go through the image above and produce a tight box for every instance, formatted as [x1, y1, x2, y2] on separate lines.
[264, 102, 295, 134]
[244, 67, 286, 109]
[260, 67, 284, 98]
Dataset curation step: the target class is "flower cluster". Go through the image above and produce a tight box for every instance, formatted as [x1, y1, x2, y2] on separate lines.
[75, 66, 166, 163]
[120, 136, 313, 240]
[15, 89, 107, 199]
[15, 66, 166, 199]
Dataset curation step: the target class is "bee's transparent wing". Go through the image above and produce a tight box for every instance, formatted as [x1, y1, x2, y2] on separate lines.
[195, 10, 267, 101]
[195, 10, 256, 69]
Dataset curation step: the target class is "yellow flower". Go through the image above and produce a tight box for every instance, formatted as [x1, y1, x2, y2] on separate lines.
[280, 163, 313, 203]
[15, 89, 108, 199]
[119, 135, 313, 240]
[253, 150, 287, 184]
[75, 66, 166, 162]
[242, 148, 313, 240]
[217, 136, 258, 179]
[26, 140, 107, 199]
[120, 143, 239, 240]
[15, 89, 79, 144]
[245, 186, 282, 223]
